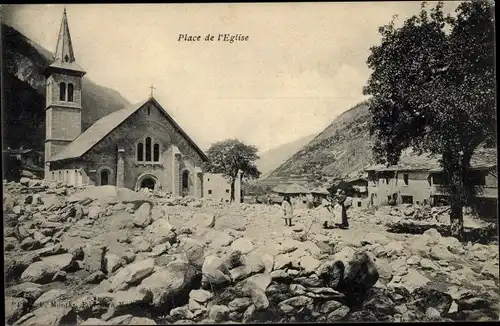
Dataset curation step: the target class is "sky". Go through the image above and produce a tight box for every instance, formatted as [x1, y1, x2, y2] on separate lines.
[3, 2, 461, 153]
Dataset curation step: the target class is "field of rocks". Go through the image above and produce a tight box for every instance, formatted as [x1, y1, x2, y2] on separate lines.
[4, 177, 500, 325]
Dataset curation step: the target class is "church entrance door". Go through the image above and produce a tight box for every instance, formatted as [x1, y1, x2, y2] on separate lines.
[135, 172, 159, 191]
[100, 170, 109, 186]
[141, 177, 156, 190]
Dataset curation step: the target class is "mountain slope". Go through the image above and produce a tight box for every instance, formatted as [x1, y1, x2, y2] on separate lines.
[2, 23, 131, 151]
[269, 101, 375, 179]
[256, 134, 316, 178]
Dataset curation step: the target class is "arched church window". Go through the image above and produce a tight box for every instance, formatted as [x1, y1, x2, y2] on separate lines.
[59, 82, 66, 101]
[147, 107, 151, 116]
[137, 142, 144, 162]
[64, 55, 69, 62]
[182, 170, 189, 191]
[145, 137, 152, 161]
[153, 143, 160, 162]
[68, 83, 74, 102]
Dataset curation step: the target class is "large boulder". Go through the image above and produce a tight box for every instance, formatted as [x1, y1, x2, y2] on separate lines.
[133, 203, 152, 228]
[83, 246, 107, 273]
[430, 245, 457, 262]
[41, 194, 63, 209]
[33, 289, 68, 308]
[341, 251, 379, 294]
[230, 238, 254, 254]
[109, 258, 155, 292]
[5, 253, 41, 283]
[16, 306, 77, 326]
[480, 262, 500, 279]
[147, 219, 175, 236]
[317, 260, 346, 290]
[278, 295, 314, 314]
[180, 238, 205, 268]
[5, 296, 29, 324]
[137, 261, 199, 309]
[102, 287, 153, 320]
[297, 255, 321, 275]
[423, 228, 442, 244]
[209, 231, 234, 249]
[193, 212, 216, 229]
[189, 289, 213, 303]
[201, 256, 232, 288]
[244, 273, 272, 293]
[5, 282, 44, 303]
[410, 287, 453, 316]
[88, 205, 104, 220]
[407, 235, 432, 257]
[68, 186, 151, 206]
[20, 253, 78, 284]
[388, 269, 430, 292]
[209, 305, 230, 322]
[273, 254, 293, 271]
[361, 233, 391, 246]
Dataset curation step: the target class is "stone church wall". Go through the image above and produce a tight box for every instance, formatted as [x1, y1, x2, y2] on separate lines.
[76, 102, 206, 193]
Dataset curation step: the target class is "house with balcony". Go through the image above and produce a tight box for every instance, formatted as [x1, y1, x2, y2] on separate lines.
[365, 148, 497, 218]
[428, 149, 497, 219]
[345, 176, 370, 209]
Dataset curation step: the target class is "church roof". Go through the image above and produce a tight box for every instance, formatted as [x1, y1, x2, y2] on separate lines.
[50, 97, 209, 163]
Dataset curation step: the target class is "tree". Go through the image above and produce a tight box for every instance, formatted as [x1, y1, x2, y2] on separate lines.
[363, 0, 495, 240]
[328, 181, 356, 197]
[205, 139, 261, 202]
[3, 153, 22, 182]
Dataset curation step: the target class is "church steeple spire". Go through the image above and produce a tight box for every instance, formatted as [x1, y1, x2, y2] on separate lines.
[54, 7, 75, 63]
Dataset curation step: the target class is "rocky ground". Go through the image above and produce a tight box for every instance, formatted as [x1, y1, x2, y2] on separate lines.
[4, 177, 500, 325]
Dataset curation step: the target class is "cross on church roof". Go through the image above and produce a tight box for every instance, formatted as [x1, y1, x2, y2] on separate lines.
[149, 84, 156, 98]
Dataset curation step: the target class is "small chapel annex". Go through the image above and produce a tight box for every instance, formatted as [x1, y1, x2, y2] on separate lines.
[44, 9, 210, 198]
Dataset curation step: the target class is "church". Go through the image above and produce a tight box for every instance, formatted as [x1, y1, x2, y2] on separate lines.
[44, 9, 224, 199]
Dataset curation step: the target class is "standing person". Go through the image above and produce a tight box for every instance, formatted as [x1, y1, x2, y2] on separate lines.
[336, 189, 349, 229]
[281, 195, 293, 226]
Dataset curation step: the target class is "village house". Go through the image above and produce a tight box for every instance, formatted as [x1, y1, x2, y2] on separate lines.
[272, 183, 313, 209]
[4, 148, 43, 167]
[365, 165, 435, 207]
[365, 148, 497, 218]
[310, 187, 330, 207]
[345, 176, 370, 209]
[43, 9, 235, 200]
[203, 171, 243, 203]
[3, 148, 45, 180]
[203, 173, 232, 203]
[428, 151, 497, 219]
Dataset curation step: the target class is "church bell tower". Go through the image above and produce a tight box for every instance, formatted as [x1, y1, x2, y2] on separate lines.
[44, 8, 86, 179]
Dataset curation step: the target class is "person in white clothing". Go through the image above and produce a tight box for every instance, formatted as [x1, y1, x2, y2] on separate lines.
[281, 196, 293, 226]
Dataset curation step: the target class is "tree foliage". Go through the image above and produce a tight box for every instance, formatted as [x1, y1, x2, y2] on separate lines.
[328, 181, 357, 197]
[205, 139, 261, 201]
[363, 0, 495, 240]
[3, 154, 22, 182]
